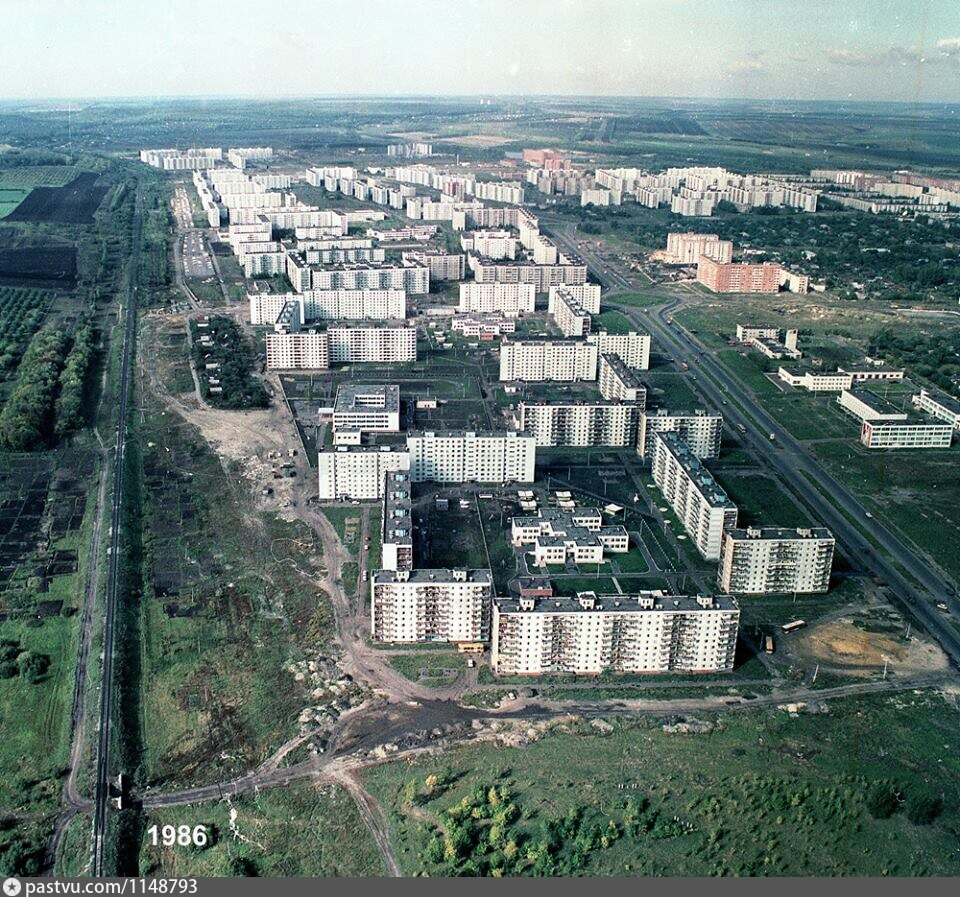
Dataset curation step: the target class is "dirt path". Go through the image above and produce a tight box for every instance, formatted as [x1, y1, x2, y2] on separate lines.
[329, 769, 402, 876]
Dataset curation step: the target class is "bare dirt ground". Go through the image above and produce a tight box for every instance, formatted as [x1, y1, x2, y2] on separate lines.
[791, 615, 949, 676]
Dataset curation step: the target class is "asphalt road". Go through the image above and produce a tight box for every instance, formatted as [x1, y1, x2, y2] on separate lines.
[91, 186, 144, 876]
[545, 221, 960, 662]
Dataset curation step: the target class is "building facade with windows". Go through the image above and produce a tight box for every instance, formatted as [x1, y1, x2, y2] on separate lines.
[718, 526, 835, 595]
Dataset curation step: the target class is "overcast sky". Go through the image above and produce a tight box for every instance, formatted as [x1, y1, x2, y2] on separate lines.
[3, 0, 959, 103]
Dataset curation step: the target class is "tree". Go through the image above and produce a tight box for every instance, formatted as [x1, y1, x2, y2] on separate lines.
[906, 792, 943, 825]
[0, 661, 16, 679]
[865, 781, 899, 819]
[18, 652, 50, 684]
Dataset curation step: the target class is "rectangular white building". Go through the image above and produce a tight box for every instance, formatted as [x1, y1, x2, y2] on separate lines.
[491, 592, 740, 675]
[333, 384, 401, 433]
[637, 409, 723, 459]
[586, 331, 651, 370]
[650, 431, 737, 560]
[317, 446, 411, 500]
[381, 470, 414, 572]
[859, 420, 953, 449]
[518, 401, 639, 447]
[371, 569, 492, 643]
[407, 430, 536, 484]
[547, 283, 602, 315]
[718, 526, 835, 595]
[458, 282, 536, 317]
[598, 354, 647, 406]
[265, 332, 329, 370]
[499, 339, 599, 382]
[912, 388, 960, 430]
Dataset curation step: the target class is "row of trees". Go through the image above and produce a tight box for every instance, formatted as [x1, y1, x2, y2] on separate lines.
[0, 319, 98, 451]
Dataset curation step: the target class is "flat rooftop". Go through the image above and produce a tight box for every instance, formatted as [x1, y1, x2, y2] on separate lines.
[334, 383, 400, 414]
[725, 526, 833, 542]
[494, 592, 739, 614]
[372, 568, 493, 586]
[917, 387, 960, 415]
[654, 431, 735, 509]
[601, 353, 644, 388]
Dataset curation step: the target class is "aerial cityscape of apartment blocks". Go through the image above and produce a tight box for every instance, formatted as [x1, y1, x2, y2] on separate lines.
[518, 400, 640, 447]
[491, 592, 740, 675]
[718, 527, 835, 595]
[371, 569, 492, 643]
[637, 409, 724, 459]
[650, 431, 738, 561]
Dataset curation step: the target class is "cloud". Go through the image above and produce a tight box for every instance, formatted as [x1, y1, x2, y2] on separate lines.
[825, 42, 960, 67]
[937, 37, 960, 55]
[727, 58, 765, 76]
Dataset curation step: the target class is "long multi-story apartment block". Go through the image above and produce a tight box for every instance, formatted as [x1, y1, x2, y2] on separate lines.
[317, 446, 411, 500]
[401, 250, 466, 281]
[718, 526, 835, 595]
[458, 282, 536, 317]
[499, 338, 599, 382]
[460, 230, 518, 260]
[249, 289, 407, 325]
[469, 255, 588, 293]
[637, 408, 723, 459]
[265, 331, 329, 369]
[586, 331, 651, 370]
[491, 591, 740, 675]
[406, 430, 536, 484]
[551, 289, 592, 337]
[650, 431, 737, 560]
[547, 283, 602, 315]
[511, 508, 629, 565]
[141, 147, 223, 170]
[286, 254, 429, 294]
[912, 388, 960, 430]
[598, 353, 647, 406]
[371, 569, 492, 643]
[381, 470, 414, 572]
[326, 322, 417, 363]
[332, 384, 401, 433]
[518, 401, 639, 447]
[664, 232, 734, 264]
[696, 257, 782, 293]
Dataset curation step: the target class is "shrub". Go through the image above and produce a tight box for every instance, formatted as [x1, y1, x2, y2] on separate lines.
[906, 793, 943, 826]
[865, 781, 899, 819]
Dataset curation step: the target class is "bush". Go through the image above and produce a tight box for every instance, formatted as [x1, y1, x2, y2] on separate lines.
[0, 661, 17, 679]
[865, 781, 899, 819]
[17, 652, 50, 684]
[906, 792, 943, 826]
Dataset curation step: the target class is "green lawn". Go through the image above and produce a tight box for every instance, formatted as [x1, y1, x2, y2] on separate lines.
[363, 689, 960, 876]
[388, 651, 464, 683]
[594, 310, 634, 334]
[139, 783, 386, 876]
[0, 186, 30, 217]
[611, 550, 649, 573]
[715, 472, 814, 529]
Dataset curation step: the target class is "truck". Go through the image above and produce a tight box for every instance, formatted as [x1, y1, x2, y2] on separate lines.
[769, 432, 776, 441]
[736, 423, 747, 434]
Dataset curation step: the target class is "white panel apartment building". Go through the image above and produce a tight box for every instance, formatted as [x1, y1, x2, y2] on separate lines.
[327, 323, 417, 363]
[499, 339, 599, 382]
[547, 283, 602, 315]
[458, 282, 536, 317]
[249, 290, 407, 325]
[718, 526, 835, 595]
[371, 569, 492, 643]
[664, 232, 734, 264]
[637, 408, 723, 458]
[265, 332, 330, 370]
[469, 256, 588, 293]
[552, 289, 592, 337]
[407, 430, 536, 484]
[266, 324, 415, 369]
[650, 431, 738, 560]
[586, 331, 651, 370]
[519, 401, 639, 447]
[460, 230, 518, 260]
[286, 255, 430, 294]
[381, 471, 414, 572]
[491, 592, 740, 675]
[599, 354, 647, 406]
[317, 446, 411, 500]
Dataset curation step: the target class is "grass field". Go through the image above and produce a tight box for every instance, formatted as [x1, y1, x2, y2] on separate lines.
[0, 186, 31, 218]
[363, 689, 960, 876]
[138, 783, 386, 876]
[388, 651, 464, 684]
[0, 166, 81, 187]
[715, 472, 814, 529]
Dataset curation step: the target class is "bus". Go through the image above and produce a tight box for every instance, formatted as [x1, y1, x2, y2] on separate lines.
[781, 620, 807, 634]
[764, 635, 775, 654]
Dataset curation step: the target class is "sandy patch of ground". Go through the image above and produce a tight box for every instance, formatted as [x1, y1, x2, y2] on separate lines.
[791, 617, 949, 676]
